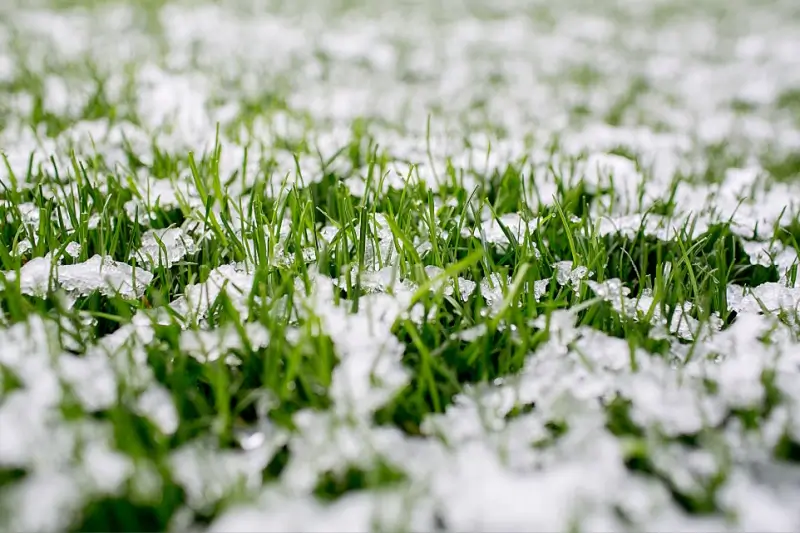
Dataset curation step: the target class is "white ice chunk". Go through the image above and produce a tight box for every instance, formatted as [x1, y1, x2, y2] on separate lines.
[132, 227, 197, 268]
[58, 255, 153, 299]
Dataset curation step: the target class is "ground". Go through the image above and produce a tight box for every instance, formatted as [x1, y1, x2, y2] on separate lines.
[2, 0, 800, 531]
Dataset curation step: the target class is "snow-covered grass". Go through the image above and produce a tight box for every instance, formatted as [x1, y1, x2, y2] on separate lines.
[2, 0, 800, 531]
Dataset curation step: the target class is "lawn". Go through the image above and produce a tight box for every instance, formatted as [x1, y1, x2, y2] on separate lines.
[2, 0, 800, 531]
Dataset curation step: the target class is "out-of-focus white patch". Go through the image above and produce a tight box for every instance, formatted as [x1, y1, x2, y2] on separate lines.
[302, 271, 409, 416]
[170, 439, 279, 512]
[81, 440, 134, 496]
[718, 469, 800, 532]
[179, 322, 270, 364]
[58, 352, 118, 412]
[451, 323, 488, 342]
[0, 472, 84, 533]
[135, 383, 179, 436]
[124, 176, 205, 223]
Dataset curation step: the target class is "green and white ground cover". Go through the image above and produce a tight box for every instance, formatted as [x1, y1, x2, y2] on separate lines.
[2, 0, 800, 530]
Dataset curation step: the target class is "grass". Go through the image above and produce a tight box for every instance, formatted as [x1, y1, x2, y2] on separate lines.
[2, 124, 797, 530]
[2, 0, 800, 532]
